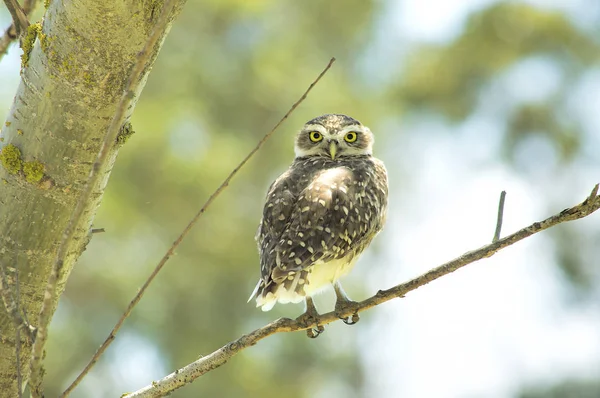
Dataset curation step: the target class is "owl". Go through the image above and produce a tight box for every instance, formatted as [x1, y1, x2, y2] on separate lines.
[249, 114, 388, 336]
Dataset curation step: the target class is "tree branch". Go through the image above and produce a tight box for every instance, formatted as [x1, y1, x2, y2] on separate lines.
[0, 0, 36, 60]
[60, 57, 336, 398]
[29, 1, 182, 396]
[124, 184, 600, 398]
[3, 0, 29, 36]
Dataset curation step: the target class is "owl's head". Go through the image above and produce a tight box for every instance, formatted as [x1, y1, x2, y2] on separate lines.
[294, 114, 374, 159]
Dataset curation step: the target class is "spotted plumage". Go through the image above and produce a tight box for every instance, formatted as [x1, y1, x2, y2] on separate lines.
[249, 114, 388, 325]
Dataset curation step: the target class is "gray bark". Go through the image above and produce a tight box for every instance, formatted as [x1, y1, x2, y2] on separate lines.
[0, 0, 185, 394]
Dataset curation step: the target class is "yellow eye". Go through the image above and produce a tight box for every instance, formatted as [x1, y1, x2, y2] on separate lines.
[309, 131, 323, 142]
[344, 132, 358, 143]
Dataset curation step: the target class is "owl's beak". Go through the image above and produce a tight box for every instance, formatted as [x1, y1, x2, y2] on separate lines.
[329, 141, 337, 160]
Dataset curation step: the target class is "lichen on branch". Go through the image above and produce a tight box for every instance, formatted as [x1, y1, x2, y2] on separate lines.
[0, 144, 47, 184]
[23, 160, 45, 183]
[116, 122, 135, 146]
[21, 22, 42, 68]
[0, 144, 23, 174]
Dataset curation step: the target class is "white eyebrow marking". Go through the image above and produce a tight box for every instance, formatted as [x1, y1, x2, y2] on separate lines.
[302, 124, 328, 134]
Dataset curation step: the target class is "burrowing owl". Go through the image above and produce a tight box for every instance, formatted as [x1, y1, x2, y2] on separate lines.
[249, 114, 388, 336]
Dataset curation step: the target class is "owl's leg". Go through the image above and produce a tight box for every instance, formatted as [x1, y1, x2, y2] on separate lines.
[296, 296, 325, 338]
[334, 281, 360, 325]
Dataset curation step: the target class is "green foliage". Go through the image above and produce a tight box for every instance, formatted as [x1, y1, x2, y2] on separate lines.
[393, 3, 598, 161]
[506, 102, 580, 161]
[0, 144, 23, 174]
[397, 3, 600, 119]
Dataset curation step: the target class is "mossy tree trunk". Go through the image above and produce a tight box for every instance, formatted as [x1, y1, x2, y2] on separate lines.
[0, 0, 184, 393]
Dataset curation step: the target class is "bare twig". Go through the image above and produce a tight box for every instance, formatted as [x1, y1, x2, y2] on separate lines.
[91, 228, 105, 234]
[29, 1, 182, 396]
[3, 0, 29, 36]
[61, 56, 336, 398]
[0, 263, 35, 341]
[492, 190, 506, 242]
[23, 0, 35, 11]
[124, 184, 600, 398]
[0, 25, 16, 60]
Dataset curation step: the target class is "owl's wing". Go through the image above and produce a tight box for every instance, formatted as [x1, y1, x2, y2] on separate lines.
[256, 170, 297, 279]
[260, 165, 385, 293]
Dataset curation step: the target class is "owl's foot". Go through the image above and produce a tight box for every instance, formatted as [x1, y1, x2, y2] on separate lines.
[334, 281, 360, 325]
[306, 324, 325, 338]
[296, 297, 324, 338]
[335, 299, 360, 325]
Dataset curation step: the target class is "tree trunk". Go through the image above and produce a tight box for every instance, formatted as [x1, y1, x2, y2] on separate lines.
[0, 0, 185, 393]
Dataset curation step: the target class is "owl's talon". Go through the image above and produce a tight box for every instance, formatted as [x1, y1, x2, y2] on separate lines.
[333, 282, 360, 326]
[335, 303, 360, 325]
[341, 313, 360, 325]
[297, 297, 325, 338]
[306, 324, 325, 338]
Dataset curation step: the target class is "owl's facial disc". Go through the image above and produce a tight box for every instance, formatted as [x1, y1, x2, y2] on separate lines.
[294, 122, 374, 159]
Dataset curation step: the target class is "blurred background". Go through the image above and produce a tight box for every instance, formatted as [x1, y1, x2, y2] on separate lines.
[1, 0, 600, 397]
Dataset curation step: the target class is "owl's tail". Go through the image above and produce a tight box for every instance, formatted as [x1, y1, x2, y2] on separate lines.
[247, 280, 261, 303]
[248, 280, 279, 311]
[255, 295, 277, 312]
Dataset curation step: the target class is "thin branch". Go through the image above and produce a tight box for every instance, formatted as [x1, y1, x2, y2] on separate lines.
[3, 0, 29, 36]
[91, 228, 105, 234]
[0, 25, 17, 61]
[0, 263, 35, 341]
[29, 1, 181, 396]
[492, 190, 506, 242]
[124, 184, 600, 398]
[61, 56, 336, 398]
[23, 0, 35, 11]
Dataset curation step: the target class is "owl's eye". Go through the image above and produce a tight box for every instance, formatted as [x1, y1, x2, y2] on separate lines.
[309, 131, 323, 142]
[344, 132, 358, 143]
